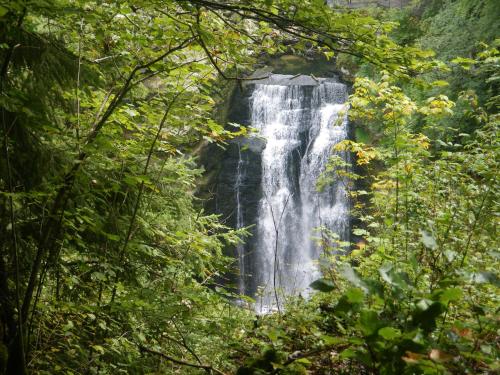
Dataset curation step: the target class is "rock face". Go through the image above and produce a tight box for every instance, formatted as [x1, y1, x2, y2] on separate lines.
[202, 74, 351, 311]
[246, 73, 337, 86]
[213, 85, 263, 295]
[327, 0, 410, 8]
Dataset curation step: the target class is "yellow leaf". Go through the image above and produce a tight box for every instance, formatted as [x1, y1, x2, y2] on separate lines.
[429, 349, 454, 363]
[402, 351, 425, 364]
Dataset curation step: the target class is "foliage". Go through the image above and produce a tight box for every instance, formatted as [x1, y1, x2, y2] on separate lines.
[0, 0, 442, 374]
[233, 43, 499, 375]
[1, 0, 498, 374]
[417, 0, 500, 61]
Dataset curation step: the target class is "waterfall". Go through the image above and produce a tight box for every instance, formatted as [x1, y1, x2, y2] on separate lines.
[234, 144, 246, 295]
[231, 74, 350, 313]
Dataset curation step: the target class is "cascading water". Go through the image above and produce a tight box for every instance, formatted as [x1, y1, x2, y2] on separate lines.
[234, 144, 246, 295]
[229, 74, 350, 312]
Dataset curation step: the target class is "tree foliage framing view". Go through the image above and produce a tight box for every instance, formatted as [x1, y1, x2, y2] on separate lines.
[0, 0, 498, 374]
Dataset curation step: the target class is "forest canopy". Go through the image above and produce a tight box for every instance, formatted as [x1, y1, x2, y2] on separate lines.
[0, 0, 498, 374]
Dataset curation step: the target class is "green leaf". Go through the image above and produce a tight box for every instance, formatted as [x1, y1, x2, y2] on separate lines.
[438, 288, 462, 304]
[379, 262, 394, 284]
[137, 332, 146, 342]
[63, 321, 74, 332]
[431, 80, 449, 87]
[310, 278, 335, 292]
[379, 263, 411, 290]
[353, 228, 369, 236]
[378, 327, 401, 340]
[358, 310, 380, 336]
[266, 328, 285, 343]
[295, 358, 311, 365]
[104, 232, 120, 241]
[321, 335, 346, 346]
[451, 57, 476, 69]
[91, 345, 105, 354]
[420, 230, 437, 250]
[339, 348, 357, 359]
[412, 301, 445, 332]
[480, 345, 492, 355]
[345, 288, 364, 303]
[91, 272, 106, 281]
[340, 265, 368, 292]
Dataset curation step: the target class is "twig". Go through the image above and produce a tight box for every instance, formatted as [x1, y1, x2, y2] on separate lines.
[264, 192, 292, 314]
[139, 345, 226, 375]
[75, 18, 83, 152]
[2, 101, 25, 371]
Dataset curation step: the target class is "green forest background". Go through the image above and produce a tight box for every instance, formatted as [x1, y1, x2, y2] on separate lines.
[0, 0, 498, 374]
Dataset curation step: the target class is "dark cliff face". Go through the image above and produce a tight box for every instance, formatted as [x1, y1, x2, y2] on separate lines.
[198, 84, 262, 293]
[216, 84, 266, 296]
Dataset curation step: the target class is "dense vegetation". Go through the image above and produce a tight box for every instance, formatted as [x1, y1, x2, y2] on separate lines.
[0, 0, 498, 374]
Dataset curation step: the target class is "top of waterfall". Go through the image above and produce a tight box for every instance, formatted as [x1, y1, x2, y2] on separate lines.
[246, 73, 340, 86]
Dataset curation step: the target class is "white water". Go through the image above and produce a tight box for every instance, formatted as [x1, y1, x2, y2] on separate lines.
[245, 77, 350, 312]
[234, 143, 246, 295]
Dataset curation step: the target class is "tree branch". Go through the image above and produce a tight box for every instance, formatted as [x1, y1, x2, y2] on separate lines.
[139, 345, 226, 375]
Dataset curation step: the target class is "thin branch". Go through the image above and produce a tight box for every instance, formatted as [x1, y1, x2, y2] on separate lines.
[139, 345, 226, 375]
[75, 18, 83, 152]
[171, 320, 203, 366]
[263, 192, 292, 314]
[2, 107, 25, 371]
[192, 27, 269, 82]
[208, 9, 261, 44]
